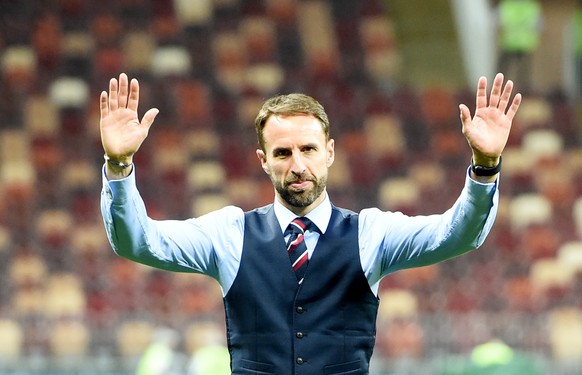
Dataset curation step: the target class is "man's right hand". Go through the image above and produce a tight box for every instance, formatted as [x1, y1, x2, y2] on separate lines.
[100, 73, 159, 179]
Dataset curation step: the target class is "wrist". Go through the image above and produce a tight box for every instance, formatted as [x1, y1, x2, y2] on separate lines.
[471, 156, 502, 177]
[104, 154, 133, 180]
[471, 154, 500, 168]
[104, 154, 133, 169]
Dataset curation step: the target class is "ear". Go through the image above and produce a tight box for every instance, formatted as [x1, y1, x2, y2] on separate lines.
[326, 139, 335, 167]
[256, 149, 270, 174]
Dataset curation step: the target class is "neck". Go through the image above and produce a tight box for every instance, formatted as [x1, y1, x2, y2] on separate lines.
[277, 191, 326, 216]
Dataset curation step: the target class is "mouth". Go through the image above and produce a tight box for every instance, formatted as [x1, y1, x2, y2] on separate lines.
[287, 179, 313, 191]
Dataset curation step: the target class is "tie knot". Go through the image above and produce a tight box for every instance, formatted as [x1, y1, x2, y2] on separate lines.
[286, 217, 314, 236]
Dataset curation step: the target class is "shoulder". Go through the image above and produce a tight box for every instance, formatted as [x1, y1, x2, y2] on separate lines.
[332, 205, 358, 218]
[191, 205, 246, 230]
[245, 204, 274, 216]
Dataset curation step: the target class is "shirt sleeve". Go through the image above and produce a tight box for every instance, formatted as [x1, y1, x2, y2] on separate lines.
[359, 168, 499, 291]
[100, 165, 244, 292]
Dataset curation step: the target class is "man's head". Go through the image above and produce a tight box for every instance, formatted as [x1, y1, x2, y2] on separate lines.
[255, 93, 330, 153]
[255, 94, 334, 215]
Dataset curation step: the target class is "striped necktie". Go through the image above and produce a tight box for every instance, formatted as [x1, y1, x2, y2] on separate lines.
[285, 217, 314, 283]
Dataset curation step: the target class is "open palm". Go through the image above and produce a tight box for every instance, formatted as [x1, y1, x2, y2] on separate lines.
[100, 73, 158, 161]
[460, 73, 521, 164]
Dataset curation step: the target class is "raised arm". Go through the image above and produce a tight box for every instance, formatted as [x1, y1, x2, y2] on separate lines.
[459, 73, 522, 183]
[100, 73, 159, 180]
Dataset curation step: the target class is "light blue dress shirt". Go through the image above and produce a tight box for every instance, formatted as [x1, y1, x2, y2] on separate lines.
[101, 166, 499, 296]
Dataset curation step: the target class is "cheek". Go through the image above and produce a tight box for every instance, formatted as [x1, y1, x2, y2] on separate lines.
[264, 162, 285, 178]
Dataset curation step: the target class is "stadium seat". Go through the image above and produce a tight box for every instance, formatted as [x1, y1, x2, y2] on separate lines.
[363, 114, 405, 157]
[176, 80, 213, 124]
[9, 253, 48, 287]
[151, 46, 192, 77]
[173, 0, 213, 26]
[48, 319, 90, 357]
[514, 96, 551, 129]
[572, 197, 582, 237]
[378, 289, 419, 321]
[24, 97, 59, 138]
[557, 241, 582, 275]
[0, 319, 23, 359]
[186, 129, 221, 159]
[191, 193, 230, 217]
[116, 320, 155, 358]
[48, 77, 90, 109]
[530, 258, 574, 297]
[508, 194, 553, 231]
[240, 17, 276, 63]
[122, 32, 156, 73]
[377, 177, 420, 212]
[521, 129, 563, 163]
[187, 160, 226, 191]
[1, 46, 37, 89]
[548, 307, 582, 361]
[44, 273, 87, 318]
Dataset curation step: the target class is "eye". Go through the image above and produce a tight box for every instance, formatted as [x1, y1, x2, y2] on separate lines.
[273, 148, 291, 158]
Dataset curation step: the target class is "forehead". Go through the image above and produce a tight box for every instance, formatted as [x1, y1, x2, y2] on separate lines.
[262, 114, 326, 146]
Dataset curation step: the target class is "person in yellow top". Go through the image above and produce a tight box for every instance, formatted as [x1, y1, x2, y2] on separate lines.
[496, 0, 543, 90]
[470, 339, 514, 367]
[135, 327, 180, 375]
[572, 0, 582, 95]
[461, 338, 544, 375]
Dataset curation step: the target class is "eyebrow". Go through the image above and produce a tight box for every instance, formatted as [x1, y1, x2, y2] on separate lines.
[271, 146, 290, 156]
[271, 142, 319, 154]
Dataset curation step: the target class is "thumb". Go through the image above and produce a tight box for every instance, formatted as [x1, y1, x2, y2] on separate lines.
[459, 104, 471, 128]
[141, 108, 159, 130]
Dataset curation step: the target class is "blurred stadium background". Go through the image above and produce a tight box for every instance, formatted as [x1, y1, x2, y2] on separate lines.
[0, 0, 582, 374]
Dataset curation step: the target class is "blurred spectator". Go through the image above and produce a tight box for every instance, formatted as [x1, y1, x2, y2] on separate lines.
[571, 0, 582, 96]
[466, 338, 544, 374]
[135, 327, 182, 375]
[186, 321, 230, 375]
[440, 338, 545, 375]
[495, 0, 543, 90]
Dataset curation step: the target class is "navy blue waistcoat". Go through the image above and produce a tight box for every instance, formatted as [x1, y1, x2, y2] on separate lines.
[223, 204, 379, 375]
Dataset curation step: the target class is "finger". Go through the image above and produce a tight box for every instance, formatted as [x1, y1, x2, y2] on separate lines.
[505, 93, 522, 122]
[488, 73, 504, 108]
[497, 79, 514, 113]
[108, 78, 118, 111]
[118, 73, 129, 109]
[127, 78, 140, 112]
[99, 91, 109, 119]
[141, 108, 159, 130]
[475, 76, 488, 110]
[459, 104, 471, 130]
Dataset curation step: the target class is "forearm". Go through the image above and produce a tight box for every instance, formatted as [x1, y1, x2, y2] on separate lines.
[381, 170, 499, 272]
[100, 167, 212, 273]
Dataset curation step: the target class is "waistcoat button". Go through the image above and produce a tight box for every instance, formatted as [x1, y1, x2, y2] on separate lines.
[296, 331, 304, 338]
[296, 306, 304, 313]
[296, 357, 304, 365]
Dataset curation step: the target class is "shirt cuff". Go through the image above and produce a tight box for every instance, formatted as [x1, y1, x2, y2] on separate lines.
[101, 163, 137, 204]
[464, 166, 498, 204]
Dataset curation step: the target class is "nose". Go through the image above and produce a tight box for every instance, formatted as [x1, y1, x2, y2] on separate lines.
[290, 151, 307, 174]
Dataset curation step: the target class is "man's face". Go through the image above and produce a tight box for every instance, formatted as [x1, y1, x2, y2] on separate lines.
[256, 114, 334, 215]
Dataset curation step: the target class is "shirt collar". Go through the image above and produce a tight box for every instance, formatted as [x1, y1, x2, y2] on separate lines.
[273, 192, 332, 234]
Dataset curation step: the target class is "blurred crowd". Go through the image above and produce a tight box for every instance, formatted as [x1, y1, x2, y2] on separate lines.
[0, 0, 581, 373]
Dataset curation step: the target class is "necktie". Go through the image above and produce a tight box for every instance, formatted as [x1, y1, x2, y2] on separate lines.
[285, 217, 314, 283]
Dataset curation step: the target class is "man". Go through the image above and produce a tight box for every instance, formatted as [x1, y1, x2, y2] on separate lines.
[100, 73, 521, 374]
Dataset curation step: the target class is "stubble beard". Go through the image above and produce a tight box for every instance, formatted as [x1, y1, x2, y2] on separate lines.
[273, 173, 327, 208]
